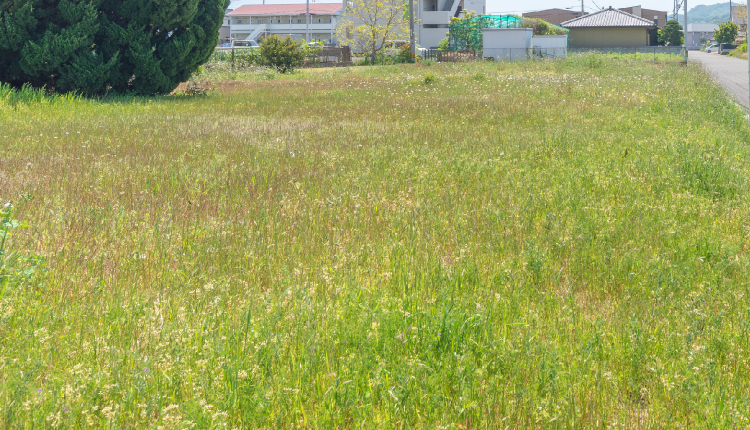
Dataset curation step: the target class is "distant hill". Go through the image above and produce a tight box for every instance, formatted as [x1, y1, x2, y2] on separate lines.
[669, 2, 732, 24]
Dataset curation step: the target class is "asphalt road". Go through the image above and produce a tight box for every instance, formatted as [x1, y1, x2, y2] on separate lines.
[690, 50, 749, 108]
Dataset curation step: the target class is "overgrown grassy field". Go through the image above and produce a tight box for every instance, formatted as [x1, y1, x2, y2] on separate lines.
[2, 55, 750, 428]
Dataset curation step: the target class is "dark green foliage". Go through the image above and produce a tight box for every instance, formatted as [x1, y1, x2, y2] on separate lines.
[658, 20, 684, 46]
[0, 0, 229, 95]
[714, 21, 739, 44]
[673, 2, 731, 25]
[259, 35, 305, 73]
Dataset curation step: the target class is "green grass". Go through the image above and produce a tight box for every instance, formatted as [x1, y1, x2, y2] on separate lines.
[2, 54, 750, 428]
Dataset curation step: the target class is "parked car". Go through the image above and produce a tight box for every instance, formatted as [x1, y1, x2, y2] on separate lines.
[233, 40, 260, 48]
[705, 43, 719, 53]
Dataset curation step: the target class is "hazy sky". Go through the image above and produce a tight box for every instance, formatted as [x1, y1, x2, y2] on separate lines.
[229, 0, 724, 16]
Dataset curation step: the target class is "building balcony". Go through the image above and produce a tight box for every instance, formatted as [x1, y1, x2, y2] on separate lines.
[421, 11, 453, 25]
[230, 23, 334, 32]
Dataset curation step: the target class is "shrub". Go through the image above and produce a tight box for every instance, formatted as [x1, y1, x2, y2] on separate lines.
[521, 18, 568, 36]
[302, 41, 325, 62]
[235, 50, 262, 68]
[0, 202, 43, 297]
[181, 78, 214, 96]
[354, 52, 397, 66]
[396, 45, 412, 63]
[0, 0, 229, 96]
[260, 36, 306, 73]
[728, 43, 747, 58]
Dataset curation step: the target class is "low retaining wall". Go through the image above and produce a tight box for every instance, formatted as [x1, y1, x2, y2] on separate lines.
[568, 46, 686, 55]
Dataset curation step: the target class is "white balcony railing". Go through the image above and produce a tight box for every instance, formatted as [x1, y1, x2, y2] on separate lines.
[230, 23, 334, 32]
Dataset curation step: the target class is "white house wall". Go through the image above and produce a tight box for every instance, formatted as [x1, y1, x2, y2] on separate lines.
[462, 0, 485, 14]
[531, 35, 566, 48]
[531, 34, 567, 58]
[483, 28, 532, 60]
[421, 11, 453, 25]
[420, 28, 450, 48]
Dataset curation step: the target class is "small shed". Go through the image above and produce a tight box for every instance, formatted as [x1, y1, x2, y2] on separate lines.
[532, 34, 568, 58]
[561, 7, 657, 48]
[482, 28, 533, 60]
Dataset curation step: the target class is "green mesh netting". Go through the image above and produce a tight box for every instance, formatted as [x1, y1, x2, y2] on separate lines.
[447, 15, 567, 51]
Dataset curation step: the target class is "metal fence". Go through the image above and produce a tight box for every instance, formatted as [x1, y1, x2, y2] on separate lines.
[421, 49, 479, 62]
[485, 48, 569, 60]
[423, 46, 687, 62]
[306, 47, 352, 64]
[210, 46, 353, 67]
[423, 48, 565, 62]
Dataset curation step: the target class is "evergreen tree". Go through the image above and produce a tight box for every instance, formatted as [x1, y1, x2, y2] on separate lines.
[0, 0, 229, 95]
[658, 20, 684, 46]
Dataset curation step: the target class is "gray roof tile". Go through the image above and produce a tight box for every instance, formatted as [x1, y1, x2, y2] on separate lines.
[686, 23, 718, 32]
[561, 7, 657, 28]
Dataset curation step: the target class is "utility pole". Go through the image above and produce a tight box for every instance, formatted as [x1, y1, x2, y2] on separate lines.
[682, 0, 687, 63]
[581, 0, 584, 14]
[306, 0, 310, 42]
[410, 0, 415, 62]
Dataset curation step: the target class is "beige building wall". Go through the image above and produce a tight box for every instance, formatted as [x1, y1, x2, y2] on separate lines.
[568, 28, 649, 47]
[523, 9, 585, 26]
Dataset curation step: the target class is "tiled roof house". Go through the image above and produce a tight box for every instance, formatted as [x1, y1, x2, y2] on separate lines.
[561, 7, 658, 47]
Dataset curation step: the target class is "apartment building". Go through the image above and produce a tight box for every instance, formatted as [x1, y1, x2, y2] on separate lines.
[731, 5, 747, 34]
[227, 0, 484, 49]
[228, 3, 343, 44]
[417, 0, 486, 48]
[220, 13, 231, 42]
[685, 23, 719, 49]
